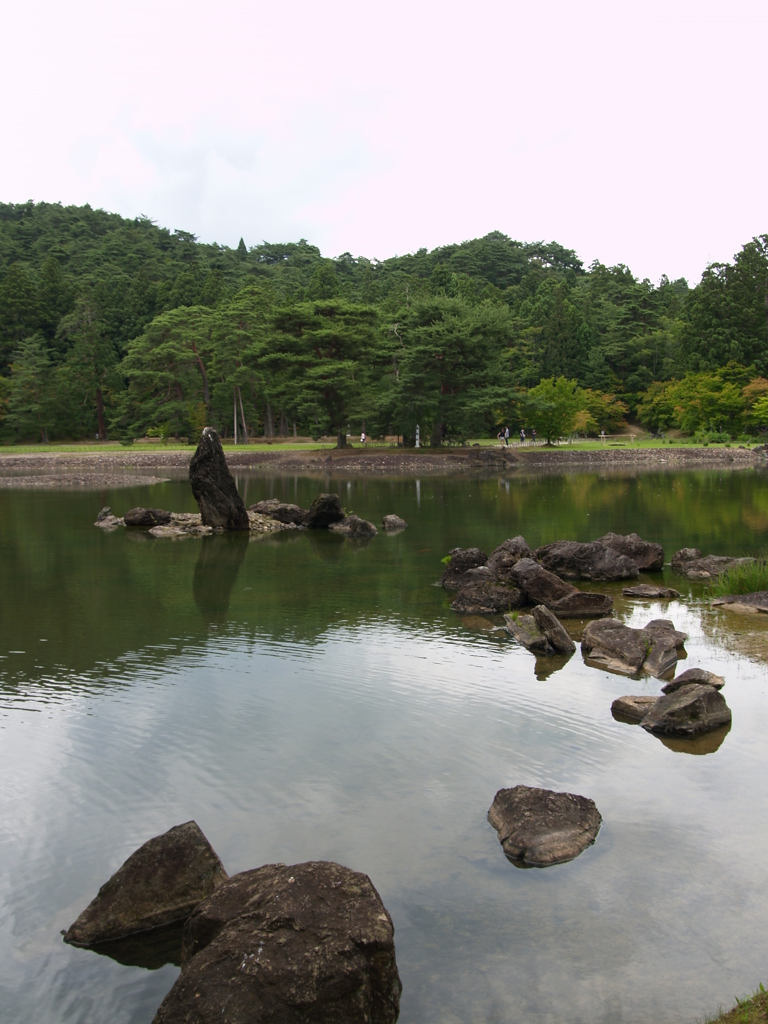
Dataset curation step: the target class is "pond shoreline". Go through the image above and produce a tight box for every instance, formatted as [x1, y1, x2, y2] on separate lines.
[0, 443, 762, 484]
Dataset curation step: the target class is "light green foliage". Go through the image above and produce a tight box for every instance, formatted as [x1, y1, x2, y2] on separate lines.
[521, 376, 584, 443]
[706, 560, 768, 597]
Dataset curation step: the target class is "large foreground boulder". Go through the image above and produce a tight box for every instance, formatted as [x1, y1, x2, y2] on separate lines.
[440, 547, 488, 589]
[305, 493, 345, 528]
[487, 786, 601, 867]
[509, 558, 613, 617]
[641, 683, 732, 737]
[452, 582, 526, 615]
[152, 861, 402, 1024]
[189, 428, 250, 530]
[597, 532, 664, 572]
[249, 500, 308, 526]
[581, 618, 687, 677]
[486, 536, 534, 580]
[63, 822, 228, 947]
[670, 548, 755, 579]
[535, 540, 639, 581]
[329, 514, 378, 538]
[124, 507, 173, 527]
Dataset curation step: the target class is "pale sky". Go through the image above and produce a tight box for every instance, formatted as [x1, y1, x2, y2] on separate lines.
[2, 0, 766, 285]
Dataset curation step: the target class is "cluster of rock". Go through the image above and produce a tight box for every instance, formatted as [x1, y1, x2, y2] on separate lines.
[670, 547, 755, 580]
[250, 494, 395, 539]
[443, 532, 662, 618]
[612, 667, 731, 738]
[95, 506, 285, 538]
[64, 823, 402, 1024]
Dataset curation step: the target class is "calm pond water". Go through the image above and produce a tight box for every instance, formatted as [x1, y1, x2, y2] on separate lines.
[2, 467, 768, 1024]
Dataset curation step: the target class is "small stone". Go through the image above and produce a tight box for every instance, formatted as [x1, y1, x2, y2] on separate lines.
[661, 667, 725, 693]
[440, 547, 488, 589]
[531, 605, 576, 654]
[611, 695, 659, 721]
[641, 683, 732, 737]
[124, 507, 173, 527]
[623, 584, 681, 599]
[486, 537, 534, 580]
[487, 786, 602, 867]
[504, 613, 553, 654]
[249, 500, 307, 525]
[548, 591, 614, 618]
[328, 514, 378, 537]
[305, 493, 345, 528]
[382, 514, 407, 530]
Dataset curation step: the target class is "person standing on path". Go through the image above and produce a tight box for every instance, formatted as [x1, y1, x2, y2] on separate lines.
[520, 428, 526, 444]
[504, 426, 509, 446]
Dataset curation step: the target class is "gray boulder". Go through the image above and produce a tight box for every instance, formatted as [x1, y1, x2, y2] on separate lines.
[329, 514, 378, 538]
[382, 514, 407, 531]
[305, 493, 346, 528]
[124, 507, 173, 527]
[63, 822, 228, 947]
[597, 532, 664, 572]
[581, 618, 686, 677]
[532, 605, 576, 653]
[505, 613, 555, 654]
[661, 667, 725, 694]
[152, 861, 401, 1024]
[486, 536, 534, 580]
[548, 591, 614, 618]
[94, 506, 123, 529]
[189, 428, 249, 530]
[623, 583, 681, 599]
[535, 540, 639, 581]
[440, 547, 488, 589]
[711, 591, 768, 613]
[452, 582, 526, 615]
[641, 683, 732, 737]
[671, 548, 755, 579]
[487, 785, 602, 867]
[611, 695, 659, 721]
[509, 557, 577, 604]
[249, 500, 308, 526]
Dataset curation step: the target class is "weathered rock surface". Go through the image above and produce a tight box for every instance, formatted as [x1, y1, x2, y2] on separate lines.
[547, 591, 614, 618]
[597, 532, 664, 572]
[504, 613, 555, 654]
[487, 786, 602, 867]
[486, 536, 534, 580]
[305, 492, 346, 528]
[581, 618, 686, 677]
[329, 514, 378, 538]
[670, 548, 755, 579]
[531, 605, 576, 654]
[711, 591, 768, 613]
[440, 547, 488, 589]
[189, 428, 250, 530]
[641, 683, 732, 737]
[508, 558, 612, 617]
[461, 565, 498, 583]
[382, 514, 408, 531]
[152, 861, 402, 1024]
[611, 695, 659, 721]
[452, 582, 526, 615]
[623, 583, 681, 599]
[249, 500, 308, 526]
[535, 540, 639, 581]
[63, 821, 228, 947]
[661, 667, 725, 693]
[94, 506, 124, 529]
[124, 507, 173, 527]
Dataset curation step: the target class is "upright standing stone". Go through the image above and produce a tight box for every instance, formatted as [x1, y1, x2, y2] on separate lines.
[189, 428, 249, 530]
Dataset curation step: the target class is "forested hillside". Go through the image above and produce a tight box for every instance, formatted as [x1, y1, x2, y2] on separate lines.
[0, 201, 766, 444]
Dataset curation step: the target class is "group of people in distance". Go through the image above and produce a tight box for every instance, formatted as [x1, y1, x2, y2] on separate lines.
[497, 427, 536, 446]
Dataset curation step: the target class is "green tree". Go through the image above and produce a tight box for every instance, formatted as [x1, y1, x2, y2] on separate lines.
[57, 302, 122, 440]
[3, 334, 53, 442]
[521, 376, 584, 443]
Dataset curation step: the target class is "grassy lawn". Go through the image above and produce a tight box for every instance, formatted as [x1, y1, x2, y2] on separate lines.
[706, 984, 768, 1023]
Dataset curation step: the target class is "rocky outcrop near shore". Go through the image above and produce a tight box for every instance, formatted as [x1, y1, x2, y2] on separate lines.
[152, 861, 402, 1024]
[671, 548, 755, 579]
[487, 786, 602, 867]
[63, 822, 228, 947]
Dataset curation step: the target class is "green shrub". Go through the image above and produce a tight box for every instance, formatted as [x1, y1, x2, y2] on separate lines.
[706, 559, 768, 597]
[440, 554, 452, 565]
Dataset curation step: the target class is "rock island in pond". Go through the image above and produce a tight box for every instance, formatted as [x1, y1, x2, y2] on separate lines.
[487, 785, 602, 867]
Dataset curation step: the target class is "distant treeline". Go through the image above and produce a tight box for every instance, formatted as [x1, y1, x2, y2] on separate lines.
[0, 201, 766, 444]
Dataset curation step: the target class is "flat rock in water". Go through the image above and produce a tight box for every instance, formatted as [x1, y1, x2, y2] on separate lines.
[63, 822, 228, 947]
[531, 605, 576, 654]
[441, 547, 488, 589]
[623, 583, 681, 599]
[124, 507, 173, 527]
[94, 506, 124, 529]
[670, 548, 755, 579]
[504, 613, 554, 654]
[661, 667, 725, 693]
[305, 493, 345, 528]
[548, 591, 614, 618]
[486, 536, 534, 580]
[509, 557, 577, 604]
[535, 540, 639, 581]
[152, 861, 401, 1024]
[611, 695, 659, 721]
[711, 591, 768, 613]
[597, 532, 664, 572]
[328, 514, 378, 537]
[382, 514, 407, 531]
[582, 618, 685, 677]
[249, 500, 307, 525]
[189, 428, 249, 530]
[487, 785, 602, 867]
[641, 683, 732, 737]
[452, 582, 526, 615]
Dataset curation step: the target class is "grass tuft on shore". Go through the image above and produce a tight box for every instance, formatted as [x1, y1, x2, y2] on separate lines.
[703, 983, 768, 1023]
[706, 560, 768, 598]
